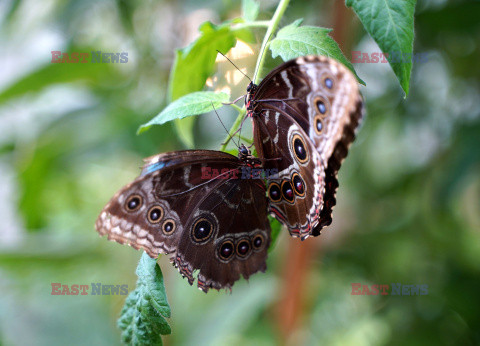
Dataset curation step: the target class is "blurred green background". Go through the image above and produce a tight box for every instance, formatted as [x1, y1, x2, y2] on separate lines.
[0, 0, 479, 345]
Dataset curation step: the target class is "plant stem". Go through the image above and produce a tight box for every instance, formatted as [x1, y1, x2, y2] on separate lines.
[221, 0, 290, 151]
[253, 0, 290, 84]
[232, 21, 271, 30]
[220, 107, 246, 151]
[229, 103, 244, 114]
[238, 136, 253, 144]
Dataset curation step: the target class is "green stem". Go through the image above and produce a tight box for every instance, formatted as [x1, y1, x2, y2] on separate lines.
[220, 107, 246, 151]
[238, 136, 253, 144]
[221, 0, 290, 151]
[232, 21, 271, 30]
[253, 0, 290, 84]
[229, 103, 244, 114]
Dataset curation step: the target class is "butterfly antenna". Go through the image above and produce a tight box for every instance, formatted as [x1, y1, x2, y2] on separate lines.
[211, 102, 240, 148]
[216, 50, 252, 83]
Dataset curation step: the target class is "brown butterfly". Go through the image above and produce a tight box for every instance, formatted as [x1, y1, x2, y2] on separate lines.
[96, 147, 271, 292]
[246, 56, 364, 239]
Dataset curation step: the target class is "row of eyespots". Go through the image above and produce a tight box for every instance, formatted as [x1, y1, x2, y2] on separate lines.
[312, 76, 335, 135]
[313, 96, 329, 135]
[125, 194, 176, 235]
[188, 214, 265, 262]
[217, 233, 265, 262]
[268, 173, 306, 204]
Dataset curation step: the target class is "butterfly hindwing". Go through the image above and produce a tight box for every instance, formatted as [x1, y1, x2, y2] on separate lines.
[173, 176, 270, 291]
[253, 109, 324, 238]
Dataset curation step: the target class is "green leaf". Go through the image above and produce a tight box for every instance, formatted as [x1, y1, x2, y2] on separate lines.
[118, 253, 171, 346]
[346, 0, 416, 96]
[242, 0, 260, 22]
[173, 118, 196, 148]
[162, 21, 237, 146]
[0, 60, 121, 103]
[270, 19, 365, 85]
[138, 91, 230, 133]
[135, 253, 171, 318]
[168, 21, 237, 101]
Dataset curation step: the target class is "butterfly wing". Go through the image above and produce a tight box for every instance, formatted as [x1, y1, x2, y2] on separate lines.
[96, 150, 271, 292]
[253, 108, 324, 239]
[173, 175, 270, 291]
[251, 56, 364, 237]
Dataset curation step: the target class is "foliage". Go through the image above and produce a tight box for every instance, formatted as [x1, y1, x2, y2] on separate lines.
[269, 19, 364, 84]
[167, 21, 248, 147]
[138, 92, 230, 133]
[346, 0, 417, 96]
[242, 0, 260, 22]
[118, 253, 171, 345]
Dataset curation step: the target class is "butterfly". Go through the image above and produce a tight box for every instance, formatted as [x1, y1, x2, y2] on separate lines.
[245, 55, 364, 239]
[96, 146, 271, 292]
